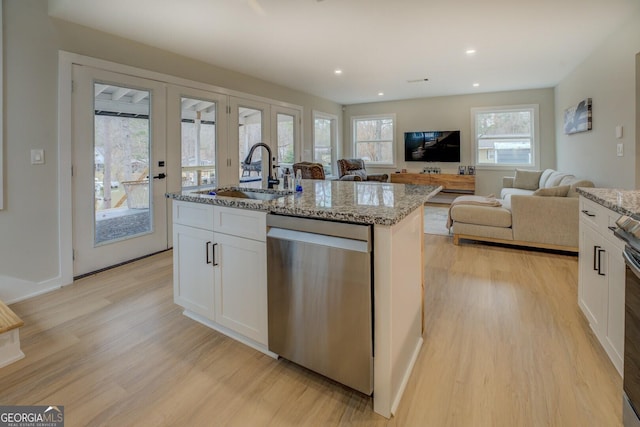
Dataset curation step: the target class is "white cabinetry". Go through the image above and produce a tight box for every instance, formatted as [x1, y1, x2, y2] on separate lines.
[172, 201, 269, 351]
[173, 223, 215, 318]
[578, 196, 625, 375]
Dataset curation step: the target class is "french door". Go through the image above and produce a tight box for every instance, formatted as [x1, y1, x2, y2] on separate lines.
[72, 65, 168, 276]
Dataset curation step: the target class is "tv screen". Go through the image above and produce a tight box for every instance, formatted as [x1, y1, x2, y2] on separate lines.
[404, 131, 461, 162]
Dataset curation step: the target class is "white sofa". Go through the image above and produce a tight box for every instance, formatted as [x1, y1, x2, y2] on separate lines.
[450, 169, 594, 252]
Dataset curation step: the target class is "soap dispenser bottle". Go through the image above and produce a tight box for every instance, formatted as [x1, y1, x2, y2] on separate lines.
[295, 169, 303, 192]
[283, 167, 291, 190]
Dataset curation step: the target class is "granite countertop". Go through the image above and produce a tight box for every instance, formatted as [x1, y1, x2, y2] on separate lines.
[166, 180, 441, 226]
[577, 187, 640, 217]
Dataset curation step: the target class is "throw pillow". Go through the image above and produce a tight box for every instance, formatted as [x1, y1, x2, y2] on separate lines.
[347, 169, 368, 180]
[513, 169, 543, 190]
[533, 185, 570, 197]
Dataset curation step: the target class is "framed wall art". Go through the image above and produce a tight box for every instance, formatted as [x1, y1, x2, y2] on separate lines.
[564, 98, 592, 135]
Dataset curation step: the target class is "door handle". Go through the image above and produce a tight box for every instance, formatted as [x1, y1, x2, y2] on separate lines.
[206, 241, 212, 264]
[153, 173, 166, 180]
[597, 247, 606, 276]
[212, 243, 219, 266]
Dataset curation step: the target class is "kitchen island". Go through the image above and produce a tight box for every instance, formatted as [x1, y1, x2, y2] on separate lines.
[166, 180, 440, 418]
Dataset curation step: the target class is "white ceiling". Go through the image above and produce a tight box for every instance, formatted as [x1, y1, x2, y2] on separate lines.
[48, 0, 640, 105]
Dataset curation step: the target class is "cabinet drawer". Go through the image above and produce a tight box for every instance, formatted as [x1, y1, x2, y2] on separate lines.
[173, 201, 214, 231]
[579, 197, 608, 231]
[214, 206, 266, 241]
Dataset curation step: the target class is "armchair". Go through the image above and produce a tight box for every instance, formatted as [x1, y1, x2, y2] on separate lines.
[337, 158, 389, 182]
[292, 162, 326, 179]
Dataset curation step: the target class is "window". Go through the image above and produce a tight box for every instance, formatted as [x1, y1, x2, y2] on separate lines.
[471, 105, 539, 169]
[352, 114, 395, 166]
[313, 111, 338, 176]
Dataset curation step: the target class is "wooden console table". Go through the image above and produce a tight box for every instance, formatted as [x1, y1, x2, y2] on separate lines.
[391, 173, 475, 194]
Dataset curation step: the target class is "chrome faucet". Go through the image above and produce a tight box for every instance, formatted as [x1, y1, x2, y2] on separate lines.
[243, 142, 280, 189]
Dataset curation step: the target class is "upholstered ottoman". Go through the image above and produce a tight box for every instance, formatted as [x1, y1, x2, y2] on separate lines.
[450, 201, 514, 244]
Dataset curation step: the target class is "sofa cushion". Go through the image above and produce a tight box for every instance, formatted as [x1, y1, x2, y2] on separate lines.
[567, 179, 595, 197]
[538, 169, 555, 188]
[513, 169, 543, 190]
[500, 187, 535, 200]
[346, 169, 368, 179]
[533, 185, 570, 197]
[450, 204, 512, 228]
[544, 171, 574, 188]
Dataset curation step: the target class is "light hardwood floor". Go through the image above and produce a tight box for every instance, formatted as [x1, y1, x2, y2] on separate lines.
[0, 236, 622, 426]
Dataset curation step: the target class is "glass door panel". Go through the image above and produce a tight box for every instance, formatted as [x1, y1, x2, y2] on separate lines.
[180, 97, 217, 189]
[238, 107, 264, 188]
[271, 105, 301, 180]
[314, 115, 335, 177]
[276, 113, 294, 171]
[94, 84, 151, 245]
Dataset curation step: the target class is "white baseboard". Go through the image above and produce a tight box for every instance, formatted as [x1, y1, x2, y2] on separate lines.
[182, 309, 278, 359]
[0, 275, 69, 304]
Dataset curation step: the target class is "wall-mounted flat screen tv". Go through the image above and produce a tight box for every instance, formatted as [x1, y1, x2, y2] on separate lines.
[404, 131, 461, 162]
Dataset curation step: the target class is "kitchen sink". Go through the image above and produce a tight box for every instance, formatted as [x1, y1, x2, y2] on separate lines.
[213, 189, 287, 201]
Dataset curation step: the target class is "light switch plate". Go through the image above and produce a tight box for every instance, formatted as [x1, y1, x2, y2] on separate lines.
[617, 143, 624, 157]
[31, 149, 45, 165]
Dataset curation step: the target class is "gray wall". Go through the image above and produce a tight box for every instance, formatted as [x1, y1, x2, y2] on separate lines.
[0, 1, 341, 301]
[344, 88, 556, 196]
[555, 11, 640, 189]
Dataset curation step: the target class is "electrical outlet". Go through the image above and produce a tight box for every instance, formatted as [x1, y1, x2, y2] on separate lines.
[617, 143, 624, 157]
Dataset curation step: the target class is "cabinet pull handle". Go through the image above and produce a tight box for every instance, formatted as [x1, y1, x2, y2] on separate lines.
[593, 245, 599, 271]
[597, 247, 606, 276]
[608, 226, 617, 232]
[212, 243, 219, 266]
[581, 210, 596, 217]
[206, 241, 212, 264]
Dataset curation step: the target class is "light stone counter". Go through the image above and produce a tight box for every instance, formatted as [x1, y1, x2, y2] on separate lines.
[167, 180, 441, 226]
[577, 188, 640, 217]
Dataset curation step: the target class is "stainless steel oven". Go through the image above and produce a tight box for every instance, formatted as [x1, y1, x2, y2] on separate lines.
[616, 224, 640, 427]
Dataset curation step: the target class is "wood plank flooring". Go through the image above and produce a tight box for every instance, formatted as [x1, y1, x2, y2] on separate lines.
[0, 236, 622, 426]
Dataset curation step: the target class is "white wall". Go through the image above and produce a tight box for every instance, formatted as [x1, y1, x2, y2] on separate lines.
[344, 88, 556, 196]
[555, 11, 640, 189]
[0, 1, 61, 301]
[0, 1, 342, 302]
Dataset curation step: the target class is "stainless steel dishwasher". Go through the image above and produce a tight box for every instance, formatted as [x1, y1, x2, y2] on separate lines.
[266, 214, 373, 395]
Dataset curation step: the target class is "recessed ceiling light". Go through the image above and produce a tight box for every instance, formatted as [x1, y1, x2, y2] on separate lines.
[334, 69, 343, 75]
[378, 92, 384, 96]
[466, 49, 477, 55]
[473, 83, 480, 87]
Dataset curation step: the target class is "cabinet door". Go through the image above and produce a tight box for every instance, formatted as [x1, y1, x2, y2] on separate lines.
[213, 232, 267, 345]
[578, 226, 607, 336]
[605, 238, 625, 373]
[173, 224, 215, 319]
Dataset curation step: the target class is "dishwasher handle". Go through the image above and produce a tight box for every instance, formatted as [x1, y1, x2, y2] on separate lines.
[267, 227, 371, 253]
[267, 214, 370, 242]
